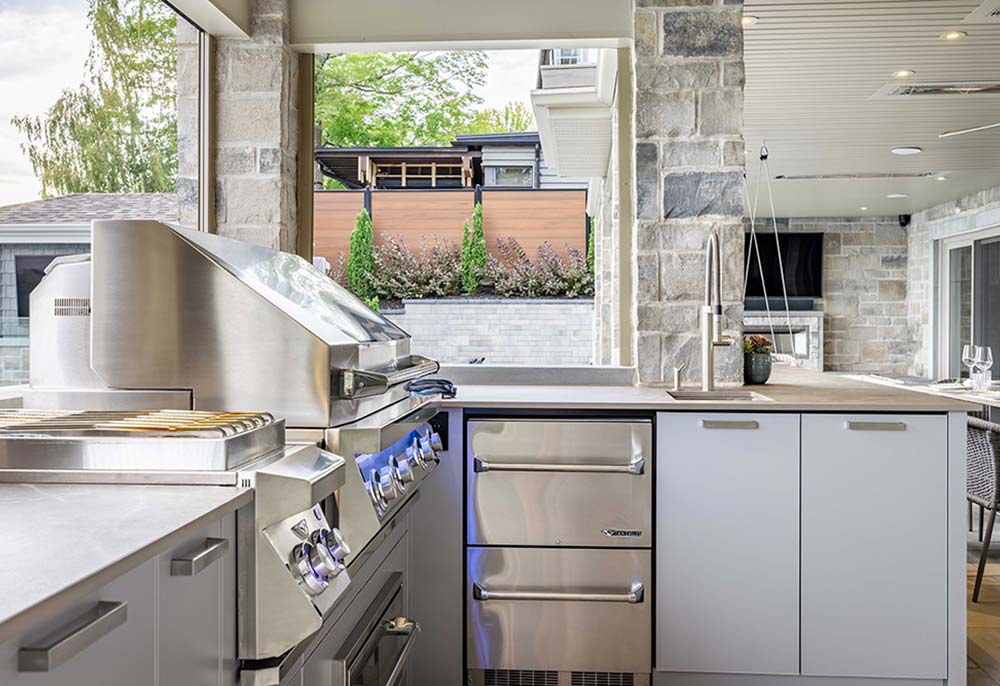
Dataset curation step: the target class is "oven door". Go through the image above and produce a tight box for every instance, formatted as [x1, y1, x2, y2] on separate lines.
[468, 418, 652, 547]
[334, 572, 418, 686]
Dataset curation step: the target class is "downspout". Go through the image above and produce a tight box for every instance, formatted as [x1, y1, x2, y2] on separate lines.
[533, 143, 541, 189]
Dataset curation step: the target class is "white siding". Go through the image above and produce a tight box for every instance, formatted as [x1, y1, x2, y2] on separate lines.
[480, 145, 588, 190]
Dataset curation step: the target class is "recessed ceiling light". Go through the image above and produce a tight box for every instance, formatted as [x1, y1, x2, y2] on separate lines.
[893, 69, 916, 78]
[891, 146, 923, 155]
[886, 193, 910, 199]
[940, 30, 967, 40]
[860, 206, 869, 211]
[742, 15, 759, 27]
[936, 175, 948, 181]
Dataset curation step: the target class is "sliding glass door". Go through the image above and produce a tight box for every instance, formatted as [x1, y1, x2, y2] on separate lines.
[941, 230, 1000, 380]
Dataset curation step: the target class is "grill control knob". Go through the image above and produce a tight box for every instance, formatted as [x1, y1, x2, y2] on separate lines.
[309, 528, 347, 577]
[428, 431, 444, 453]
[408, 438, 430, 470]
[367, 468, 389, 510]
[392, 454, 415, 485]
[292, 542, 329, 596]
[378, 466, 401, 501]
[419, 434, 441, 465]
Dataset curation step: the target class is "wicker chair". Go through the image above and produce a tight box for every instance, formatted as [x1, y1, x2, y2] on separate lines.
[969, 417, 1000, 602]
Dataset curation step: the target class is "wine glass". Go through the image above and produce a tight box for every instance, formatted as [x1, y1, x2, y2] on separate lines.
[975, 346, 994, 390]
[962, 344, 976, 380]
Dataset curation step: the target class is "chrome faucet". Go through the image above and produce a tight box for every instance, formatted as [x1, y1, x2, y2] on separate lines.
[702, 231, 732, 391]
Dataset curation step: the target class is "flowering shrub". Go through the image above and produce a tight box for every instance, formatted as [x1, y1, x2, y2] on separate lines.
[486, 238, 594, 298]
[372, 234, 462, 300]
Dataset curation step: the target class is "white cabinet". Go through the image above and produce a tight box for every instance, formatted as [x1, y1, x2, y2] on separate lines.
[158, 515, 235, 686]
[0, 556, 157, 686]
[656, 413, 800, 675]
[800, 414, 948, 679]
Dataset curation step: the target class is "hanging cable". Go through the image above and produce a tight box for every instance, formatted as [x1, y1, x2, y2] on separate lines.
[742, 150, 778, 352]
[760, 145, 799, 361]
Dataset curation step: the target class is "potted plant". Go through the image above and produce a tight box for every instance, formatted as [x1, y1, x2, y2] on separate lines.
[744, 335, 773, 385]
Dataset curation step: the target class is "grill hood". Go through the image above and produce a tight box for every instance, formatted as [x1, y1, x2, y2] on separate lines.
[39, 220, 437, 428]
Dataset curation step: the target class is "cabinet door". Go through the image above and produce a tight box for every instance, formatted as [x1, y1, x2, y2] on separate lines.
[801, 414, 947, 678]
[656, 413, 800, 675]
[0, 557, 156, 686]
[158, 515, 233, 686]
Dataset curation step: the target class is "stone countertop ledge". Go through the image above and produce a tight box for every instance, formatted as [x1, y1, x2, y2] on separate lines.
[441, 363, 979, 413]
[0, 483, 252, 643]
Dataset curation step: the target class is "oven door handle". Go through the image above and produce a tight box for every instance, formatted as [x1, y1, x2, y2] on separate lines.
[473, 456, 645, 476]
[472, 582, 645, 604]
[382, 618, 419, 686]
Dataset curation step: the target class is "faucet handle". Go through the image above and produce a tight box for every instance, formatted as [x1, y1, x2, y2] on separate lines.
[714, 334, 735, 348]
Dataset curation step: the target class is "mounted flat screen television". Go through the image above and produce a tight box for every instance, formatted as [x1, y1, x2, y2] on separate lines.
[744, 232, 823, 309]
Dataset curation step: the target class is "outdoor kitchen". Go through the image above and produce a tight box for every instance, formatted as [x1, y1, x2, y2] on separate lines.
[0, 1, 998, 686]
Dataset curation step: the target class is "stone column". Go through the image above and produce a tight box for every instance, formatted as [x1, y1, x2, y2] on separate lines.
[633, 0, 746, 385]
[214, 0, 300, 251]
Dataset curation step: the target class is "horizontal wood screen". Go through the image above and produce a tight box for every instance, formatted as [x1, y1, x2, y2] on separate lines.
[481, 189, 587, 257]
[313, 189, 587, 263]
[313, 191, 366, 263]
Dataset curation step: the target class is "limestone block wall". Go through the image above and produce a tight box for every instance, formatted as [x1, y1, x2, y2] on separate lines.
[633, 0, 746, 386]
[385, 299, 594, 366]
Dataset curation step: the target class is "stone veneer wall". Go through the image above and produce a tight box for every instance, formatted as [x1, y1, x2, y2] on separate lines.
[906, 184, 1000, 377]
[213, 0, 300, 251]
[385, 299, 594, 366]
[593, 102, 621, 366]
[633, 0, 745, 386]
[748, 218, 912, 373]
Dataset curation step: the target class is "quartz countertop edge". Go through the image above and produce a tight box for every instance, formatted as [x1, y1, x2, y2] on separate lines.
[440, 365, 979, 412]
[0, 484, 253, 643]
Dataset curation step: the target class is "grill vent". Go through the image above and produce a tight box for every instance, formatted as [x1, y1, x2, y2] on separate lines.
[484, 670, 558, 686]
[53, 298, 91, 317]
[571, 674, 635, 686]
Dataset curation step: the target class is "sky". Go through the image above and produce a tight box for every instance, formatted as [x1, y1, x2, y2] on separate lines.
[0, 0, 540, 207]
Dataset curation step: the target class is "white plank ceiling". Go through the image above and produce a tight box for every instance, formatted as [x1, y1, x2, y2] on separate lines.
[743, 0, 1000, 217]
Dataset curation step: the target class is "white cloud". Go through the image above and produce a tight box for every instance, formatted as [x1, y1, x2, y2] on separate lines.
[0, 5, 90, 205]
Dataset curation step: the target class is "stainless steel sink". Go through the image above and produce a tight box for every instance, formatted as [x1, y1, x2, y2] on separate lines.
[666, 390, 774, 402]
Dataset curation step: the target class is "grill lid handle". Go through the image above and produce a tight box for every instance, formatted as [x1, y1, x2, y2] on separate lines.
[339, 355, 439, 399]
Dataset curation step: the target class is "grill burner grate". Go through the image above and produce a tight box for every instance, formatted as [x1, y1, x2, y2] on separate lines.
[0, 409, 274, 438]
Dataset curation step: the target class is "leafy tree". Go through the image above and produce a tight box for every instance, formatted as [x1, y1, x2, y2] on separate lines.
[347, 209, 377, 307]
[315, 52, 488, 148]
[12, 0, 178, 196]
[458, 102, 536, 135]
[586, 217, 596, 277]
[461, 202, 487, 293]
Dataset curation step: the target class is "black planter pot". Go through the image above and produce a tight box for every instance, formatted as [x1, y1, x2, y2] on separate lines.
[744, 352, 772, 385]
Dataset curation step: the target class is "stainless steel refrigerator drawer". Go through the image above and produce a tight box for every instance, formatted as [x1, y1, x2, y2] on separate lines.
[467, 547, 651, 674]
[467, 419, 652, 547]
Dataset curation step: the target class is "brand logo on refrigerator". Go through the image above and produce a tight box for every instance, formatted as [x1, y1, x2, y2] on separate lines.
[601, 528, 643, 537]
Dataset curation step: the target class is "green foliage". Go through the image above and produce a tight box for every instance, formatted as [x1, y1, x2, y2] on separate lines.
[315, 51, 488, 147]
[372, 234, 462, 300]
[456, 102, 536, 135]
[461, 202, 487, 293]
[744, 335, 773, 354]
[365, 295, 380, 312]
[347, 210, 376, 301]
[487, 239, 593, 299]
[12, 0, 179, 196]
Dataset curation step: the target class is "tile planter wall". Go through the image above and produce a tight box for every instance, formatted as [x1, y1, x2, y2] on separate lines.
[384, 299, 594, 366]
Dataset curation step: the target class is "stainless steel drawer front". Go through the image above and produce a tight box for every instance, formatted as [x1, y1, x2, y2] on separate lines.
[468, 547, 651, 673]
[468, 419, 652, 547]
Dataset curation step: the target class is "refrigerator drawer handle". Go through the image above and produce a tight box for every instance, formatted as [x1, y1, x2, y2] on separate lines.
[472, 582, 645, 604]
[18, 601, 127, 672]
[846, 421, 906, 432]
[170, 537, 229, 576]
[473, 456, 645, 476]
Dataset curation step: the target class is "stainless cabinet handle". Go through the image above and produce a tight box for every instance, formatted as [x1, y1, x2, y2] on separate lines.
[473, 456, 644, 475]
[170, 537, 229, 576]
[18, 601, 127, 672]
[473, 582, 644, 604]
[846, 421, 906, 432]
[383, 617, 420, 686]
[701, 420, 759, 430]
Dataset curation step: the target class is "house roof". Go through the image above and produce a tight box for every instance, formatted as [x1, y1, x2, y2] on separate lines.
[0, 193, 178, 225]
[451, 132, 540, 146]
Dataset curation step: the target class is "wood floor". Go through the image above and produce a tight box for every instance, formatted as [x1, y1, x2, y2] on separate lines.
[969, 532, 1000, 684]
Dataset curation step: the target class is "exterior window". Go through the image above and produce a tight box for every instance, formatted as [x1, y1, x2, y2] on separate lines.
[940, 230, 1000, 380]
[14, 256, 56, 318]
[487, 166, 533, 187]
[946, 246, 973, 378]
[551, 49, 591, 65]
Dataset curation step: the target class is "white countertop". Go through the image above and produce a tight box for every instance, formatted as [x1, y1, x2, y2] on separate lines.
[0, 483, 252, 642]
[441, 365, 978, 413]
